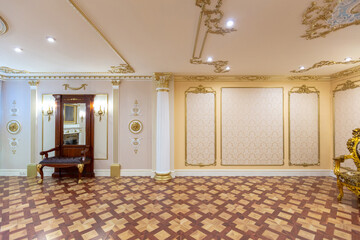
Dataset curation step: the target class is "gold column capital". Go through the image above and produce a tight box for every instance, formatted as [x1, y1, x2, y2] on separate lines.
[154, 72, 172, 90]
[28, 80, 39, 87]
[111, 80, 121, 86]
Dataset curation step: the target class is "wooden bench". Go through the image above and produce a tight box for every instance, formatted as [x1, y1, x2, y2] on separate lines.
[37, 146, 90, 184]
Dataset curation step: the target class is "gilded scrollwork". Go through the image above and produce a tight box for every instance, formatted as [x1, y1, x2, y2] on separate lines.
[302, 0, 360, 40]
[0, 66, 29, 74]
[63, 84, 87, 91]
[190, 58, 229, 73]
[108, 64, 135, 74]
[289, 85, 319, 94]
[288, 76, 324, 81]
[290, 59, 360, 73]
[333, 80, 360, 96]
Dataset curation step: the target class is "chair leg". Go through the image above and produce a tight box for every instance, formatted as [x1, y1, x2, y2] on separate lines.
[37, 164, 44, 184]
[77, 164, 84, 184]
[337, 179, 344, 202]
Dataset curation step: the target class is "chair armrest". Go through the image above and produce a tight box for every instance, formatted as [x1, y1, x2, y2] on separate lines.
[81, 145, 91, 161]
[40, 147, 59, 159]
[333, 155, 353, 176]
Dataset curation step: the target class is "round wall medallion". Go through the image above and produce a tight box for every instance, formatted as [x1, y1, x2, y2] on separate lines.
[129, 120, 143, 134]
[7, 120, 21, 134]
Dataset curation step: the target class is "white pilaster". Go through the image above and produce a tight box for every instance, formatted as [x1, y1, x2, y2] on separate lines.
[154, 73, 172, 183]
[28, 80, 39, 177]
[111, 80, 121, 177]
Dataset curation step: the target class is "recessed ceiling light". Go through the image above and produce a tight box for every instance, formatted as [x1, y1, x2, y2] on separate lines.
[299, 66, 305, 70]
[47, 36, 56, 43]
[226, 20, 234, 28]
[225, 66, 230, 71]
[345, 57, 352, 62]
[207, 57, 213, 62]
[14, 47, 23, 53]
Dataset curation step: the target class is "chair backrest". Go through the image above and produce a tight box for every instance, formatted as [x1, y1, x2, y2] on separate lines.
[346, 128, 360, 170]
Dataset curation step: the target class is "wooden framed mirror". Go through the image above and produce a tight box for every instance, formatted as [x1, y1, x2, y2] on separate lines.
[53, 94, 95, 177]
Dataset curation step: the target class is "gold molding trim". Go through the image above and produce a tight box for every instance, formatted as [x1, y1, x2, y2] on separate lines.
[236, 75, 270, 81]
[174, 75, 331, 82]
[0, 66, 29, 74]
[301, 0, 360, 40]
[2, 74, 152, 81]
[67, 0, 135, 73]
[288, 85, 320, 166]
[333, 79, 360, 96]
[154, 72, 172, 89]
[191, 0, 236, 73]
[108, 64, 134, 74]
[185, 85, 216, 167]
[28, 80, 39, 87]
[331, 65, 360, 79]
[291, 59, 360, 73]
[0, 16, 8, 35]
[288, 76, 323, 81]
[183, 75, 217, 81]
[63, 83, 87, 90]
[154, 172, 172, 183]
[220, 87, 285, 166]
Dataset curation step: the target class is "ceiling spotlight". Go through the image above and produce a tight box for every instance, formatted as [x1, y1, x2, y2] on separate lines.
[226, 20, 234, 28]
[299, 66, 305, 70]
[225, 66, 230, 71]
[14, 47, 23, 53]
[207, 57, 213, 62]
[345, 57, 352, 62]
[47, 36, 56, 43]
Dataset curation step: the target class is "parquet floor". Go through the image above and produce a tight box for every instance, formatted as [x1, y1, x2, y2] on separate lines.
[0, 176, 359, 240]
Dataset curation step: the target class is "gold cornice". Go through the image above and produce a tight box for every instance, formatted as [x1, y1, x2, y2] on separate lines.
[154, 72, 172, 89]
[301, 0, 360, 40]
[67, 0, 135, 73]
[3, 74, 152, 81]
[0, 66, 29, 74]
[291, 59, 360, 73]
[0, 16, 8, 35]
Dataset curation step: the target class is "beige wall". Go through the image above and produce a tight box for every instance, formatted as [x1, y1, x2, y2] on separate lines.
[174, 80, 333, 170]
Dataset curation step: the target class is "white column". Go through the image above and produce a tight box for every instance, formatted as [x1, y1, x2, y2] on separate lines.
[28, 80, 39, 177]
[111, 80, 121, 177]
[154, 73, 172, 183]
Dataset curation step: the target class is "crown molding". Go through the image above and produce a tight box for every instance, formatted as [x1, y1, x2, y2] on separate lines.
[174, 75, 331, 82]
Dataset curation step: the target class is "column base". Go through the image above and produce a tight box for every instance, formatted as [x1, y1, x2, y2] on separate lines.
[154, 172, 172, 183]
[110, 164, 121, 177]
[27, 163, 37, 178]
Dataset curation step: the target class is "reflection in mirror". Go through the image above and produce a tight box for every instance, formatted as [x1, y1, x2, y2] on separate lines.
[63, 103, 86, 145]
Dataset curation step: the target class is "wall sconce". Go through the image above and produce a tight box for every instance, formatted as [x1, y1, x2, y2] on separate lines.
[94, 105, 106, 122]
[42, 104, 54, 121]
[79, 110, 85, 123]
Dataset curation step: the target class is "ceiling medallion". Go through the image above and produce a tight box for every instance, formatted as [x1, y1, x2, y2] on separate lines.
[0, 66, 29, 74]
[0, 16, 8, 35]
[302, 0, 360, 40]
[190, 0, 236, 73]
[290, 58, 360, 73]
[108, 64, 135, 74]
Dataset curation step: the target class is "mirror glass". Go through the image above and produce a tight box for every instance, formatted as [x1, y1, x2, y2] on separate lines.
[63, 103, 86, 145]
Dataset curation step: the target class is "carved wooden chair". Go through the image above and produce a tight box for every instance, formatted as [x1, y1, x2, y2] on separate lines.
[333, 128, 360, 202]
[37, 146, 91, 184]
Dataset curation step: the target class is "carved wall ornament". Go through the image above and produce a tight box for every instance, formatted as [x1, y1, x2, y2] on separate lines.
[291, 58, 360, 73]
[68, 0, 135, 73]
[191, 0, 235, 73]
[108, 64, 135, 74]
[0, 16, 8, 35]
[289, 85, 319, 94]
[10, 100, 19, 116]
[63, 83, 87, 90]
[0, 66, 29, 74]
[8, 138, 19, 154]
[130, 137, 142, 154]
[154, 72, 172, 89]
[333, 80, 360, 96]
[6, 120, 21, 134]
[302, 0, 360, 40]
[129, 119, 143, 134]
[130, 100, 141, 116]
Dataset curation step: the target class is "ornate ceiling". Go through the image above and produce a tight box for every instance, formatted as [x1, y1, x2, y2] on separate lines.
[0, 0, 359, 77]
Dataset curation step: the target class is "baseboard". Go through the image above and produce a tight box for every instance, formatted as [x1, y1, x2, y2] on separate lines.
[0, 168, 333, 177]
[174, 169, 333, 177]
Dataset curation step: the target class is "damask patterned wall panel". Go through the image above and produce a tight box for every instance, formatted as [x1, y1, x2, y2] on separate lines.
[289, 86, 319, 166]
[186, 86, 216, 166]
[221, 88, 283, 165]
[334, 87, 360, 169]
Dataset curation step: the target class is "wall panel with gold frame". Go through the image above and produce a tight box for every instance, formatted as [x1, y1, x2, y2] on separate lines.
[42, 94, 56, 157]
[94, 94, 108, 160]
[289, 85, 319, 166]
[185, 85, 216, 166]
[333, 80, 360, 170]
[221, 87, 284, 166]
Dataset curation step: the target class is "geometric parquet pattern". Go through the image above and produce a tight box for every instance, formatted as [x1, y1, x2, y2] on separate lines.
[0, 176, 360, 240]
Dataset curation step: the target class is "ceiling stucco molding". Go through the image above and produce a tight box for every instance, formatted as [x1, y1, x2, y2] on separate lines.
[302, 0, 360, 40]
[330, 65, 360, 80]
[290, 58, 360, 73]
[0, 16, 8, 35]
[190, 0, 236, 73]
[67, 0, 135, 73]
[0, 66, 29, 74]
[175, 75, 330, 82]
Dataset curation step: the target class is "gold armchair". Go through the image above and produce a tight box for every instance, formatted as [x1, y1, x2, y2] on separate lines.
[334, 128, 360, 202]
